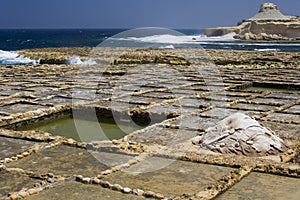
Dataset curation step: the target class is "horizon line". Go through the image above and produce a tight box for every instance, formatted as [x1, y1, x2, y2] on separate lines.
[0, 27, 207, 30]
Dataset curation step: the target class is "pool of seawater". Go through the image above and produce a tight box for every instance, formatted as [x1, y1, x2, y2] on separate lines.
[15, 115, 146, 142]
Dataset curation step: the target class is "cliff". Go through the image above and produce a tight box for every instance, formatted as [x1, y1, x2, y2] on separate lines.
[203, 2, 300, 41]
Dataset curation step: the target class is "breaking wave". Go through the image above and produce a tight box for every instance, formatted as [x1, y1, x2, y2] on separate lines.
[159, 45, 175, 49]
[254, 48, 279, 51]
[0, 49, 39, 65]
[116, 34, 236, 45]
[67, 55, 97, 65]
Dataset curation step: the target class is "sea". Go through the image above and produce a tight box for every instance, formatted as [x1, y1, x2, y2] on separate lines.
[0, 28, 299, 65]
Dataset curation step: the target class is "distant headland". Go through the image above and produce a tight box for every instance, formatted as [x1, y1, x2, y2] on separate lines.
[203, 2, 300, 41]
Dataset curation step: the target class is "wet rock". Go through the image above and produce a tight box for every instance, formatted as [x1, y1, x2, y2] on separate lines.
[40, 58, 66, 65]
[192, 113, 289, 156]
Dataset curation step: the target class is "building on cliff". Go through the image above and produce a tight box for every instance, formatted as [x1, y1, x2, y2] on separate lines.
[203, 2, 300, 41]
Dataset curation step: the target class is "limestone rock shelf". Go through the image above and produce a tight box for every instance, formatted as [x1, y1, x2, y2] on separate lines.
[203, 2, 300, 41]
[0, 47, 299, 199]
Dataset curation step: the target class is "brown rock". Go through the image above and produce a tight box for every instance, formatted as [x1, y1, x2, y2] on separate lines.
[133, 189, 144, 196]
[144, 191, 155, 198]
[27, 188, 40, 195]
[82, 177, 91, 184]
[111, 184, 123, 191]
[101, 181, 110, 188]
[92, 178, 101, 184]
[155, 193, 164, 199]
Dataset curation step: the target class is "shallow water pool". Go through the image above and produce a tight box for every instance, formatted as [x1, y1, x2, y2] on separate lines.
[15, 115, 145, 142]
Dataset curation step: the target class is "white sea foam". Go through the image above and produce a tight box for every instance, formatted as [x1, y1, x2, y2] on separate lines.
[159, 45, 175, 49]
[117, 34, 236, 45]
[121, 34, 193, 44]
[0, 50, 39, 65]
[254, 48, 279, 51]
[67, 55, 97, 65]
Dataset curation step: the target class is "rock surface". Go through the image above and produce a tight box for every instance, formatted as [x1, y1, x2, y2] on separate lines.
[203, 2, 300, 41]
[113, 48, 191, 65]
[0, 47, 299, 199]
[192, 113, 289, 156]
[248, 2, 293, 21]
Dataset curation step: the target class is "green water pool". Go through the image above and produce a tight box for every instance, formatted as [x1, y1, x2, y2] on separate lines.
[15, 115, 145, 142]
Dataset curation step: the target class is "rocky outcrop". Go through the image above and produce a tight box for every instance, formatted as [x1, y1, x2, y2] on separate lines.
[248, 2, 293, 21]
[203, 2, 300, 41]
[234, 20, 300, 40]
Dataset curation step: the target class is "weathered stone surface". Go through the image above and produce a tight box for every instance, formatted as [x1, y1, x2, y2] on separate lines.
[249, 2, 293, 21]
[28, 181, 142, 200]
[216, 172, 300, 200]
[203, 3, 300, 41]
[0, 137, 36, 160]
[114, 49, 190, 65]
[6, 145, 109, 176]
[234, 21, 300, 41]
[0, 171, 36, 199]
[104, 157, 231, 197]
[0, 47, 299, 199]
[192, 113, 289, 156]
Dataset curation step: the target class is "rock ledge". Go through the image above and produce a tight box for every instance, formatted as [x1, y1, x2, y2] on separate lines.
[203, 2, 300, 41]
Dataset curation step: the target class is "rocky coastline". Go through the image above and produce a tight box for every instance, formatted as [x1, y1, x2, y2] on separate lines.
[203, 2, 300, 42]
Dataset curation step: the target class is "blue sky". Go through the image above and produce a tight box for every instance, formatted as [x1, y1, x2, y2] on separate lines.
[1, 0, 299, 29]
